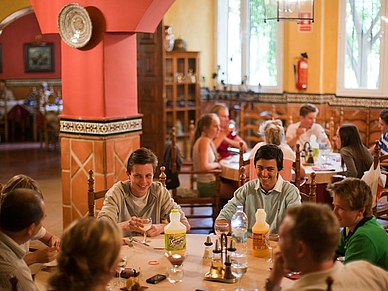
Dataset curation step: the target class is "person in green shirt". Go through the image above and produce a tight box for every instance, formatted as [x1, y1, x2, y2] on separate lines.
[328, 177, 388, 270]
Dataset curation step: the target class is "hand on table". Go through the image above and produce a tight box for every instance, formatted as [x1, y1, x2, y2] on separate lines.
[24, 246, 58, 265]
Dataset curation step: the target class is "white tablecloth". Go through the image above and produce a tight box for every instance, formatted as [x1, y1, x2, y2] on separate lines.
[35, 234, 293, 291]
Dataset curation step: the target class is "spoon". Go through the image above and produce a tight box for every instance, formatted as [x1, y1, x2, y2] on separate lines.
[127, 237, 134, 247]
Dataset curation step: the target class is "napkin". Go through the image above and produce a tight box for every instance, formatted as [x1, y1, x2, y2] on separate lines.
[311, 166, 335, 171]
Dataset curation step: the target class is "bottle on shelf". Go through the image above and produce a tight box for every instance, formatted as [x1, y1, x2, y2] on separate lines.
[252, 209, 269, 258]
[231, 205, 248, 259]
[164, 209, 186, 255]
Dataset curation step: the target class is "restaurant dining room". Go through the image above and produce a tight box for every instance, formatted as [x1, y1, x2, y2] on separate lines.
[1, 0, 388, 290]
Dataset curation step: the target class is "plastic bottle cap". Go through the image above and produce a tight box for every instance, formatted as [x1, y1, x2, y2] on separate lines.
[171, 209, 179, 213]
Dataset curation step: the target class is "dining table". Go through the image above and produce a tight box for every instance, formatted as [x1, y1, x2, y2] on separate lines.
[0, 99, 62, 142]
[220, 152, 251, 181]
[34, 234, 294, 291]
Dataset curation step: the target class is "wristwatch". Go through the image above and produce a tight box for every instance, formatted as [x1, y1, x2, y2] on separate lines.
[265, 278, 282, 291]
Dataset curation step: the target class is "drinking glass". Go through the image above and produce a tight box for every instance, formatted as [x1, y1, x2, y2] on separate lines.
[231, 255, 248, 291]
[165, 251, 188, 283]
[214, 221, 229, 238]
[114, 254, 127, 287]
[139, 217, 152, 243]
[265, 233, 279, 263]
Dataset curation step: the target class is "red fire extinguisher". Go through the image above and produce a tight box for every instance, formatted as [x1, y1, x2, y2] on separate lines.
[294, 52, 308, 90]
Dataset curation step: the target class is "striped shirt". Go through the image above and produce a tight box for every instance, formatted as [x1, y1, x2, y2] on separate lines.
[0, 231, 37, 291]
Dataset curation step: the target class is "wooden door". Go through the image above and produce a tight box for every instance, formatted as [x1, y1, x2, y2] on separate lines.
[137, 22, 165, 163]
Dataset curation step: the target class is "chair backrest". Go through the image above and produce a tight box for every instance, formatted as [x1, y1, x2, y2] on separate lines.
[294, 144, 302, 191]
[0, 94, 9, 142]
[87, 169, 108, 217]
[168, 127, 222, 231]
[159, 166, 167, 188]
[300, 172, 317, 203]
[239, 103, 265, 148]
[239, 142, 249, 186]
[373, 140, 388, 170]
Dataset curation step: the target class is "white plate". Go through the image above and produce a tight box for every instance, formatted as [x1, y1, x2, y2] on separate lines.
[57, 3, 92, 48]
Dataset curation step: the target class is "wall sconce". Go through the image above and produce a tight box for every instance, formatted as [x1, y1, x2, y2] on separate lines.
[264, 0, 314, 23]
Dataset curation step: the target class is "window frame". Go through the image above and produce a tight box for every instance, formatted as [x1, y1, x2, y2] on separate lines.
[336, 0, 388, 97]
[217, 0, 284, 94]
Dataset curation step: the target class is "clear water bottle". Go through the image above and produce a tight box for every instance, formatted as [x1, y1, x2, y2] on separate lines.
[231, 205, 248, 260]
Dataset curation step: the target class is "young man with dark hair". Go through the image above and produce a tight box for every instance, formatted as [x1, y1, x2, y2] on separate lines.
[216, 144, 300, 234]
[98, 147, 190, 237]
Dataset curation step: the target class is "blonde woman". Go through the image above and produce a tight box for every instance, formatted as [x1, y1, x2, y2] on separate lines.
[249, 119, 305, 181]
[48, 217, 122, 291]
[192, 113, 222, 197]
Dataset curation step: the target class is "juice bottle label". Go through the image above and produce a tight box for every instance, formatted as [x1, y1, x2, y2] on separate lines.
[164, 232, 186, 251]
[252, 232, 267, 250]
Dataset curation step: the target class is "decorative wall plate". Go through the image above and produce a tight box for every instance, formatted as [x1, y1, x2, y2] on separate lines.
[57, 3, 92, 48]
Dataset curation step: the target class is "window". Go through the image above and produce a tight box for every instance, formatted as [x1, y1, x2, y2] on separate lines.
[337, 0, 387, 97]
[217, 0, 284, 93]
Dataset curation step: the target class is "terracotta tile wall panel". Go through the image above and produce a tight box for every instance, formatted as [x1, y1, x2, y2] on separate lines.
[62, 134, 141, 228]
[61, 138, 70, 170]
[94, 140, 106, 174]
[71, 140, 93, 165]
[61, 171, 71, 205]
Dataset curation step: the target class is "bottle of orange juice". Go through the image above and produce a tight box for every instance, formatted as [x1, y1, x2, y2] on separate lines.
[252, 209, 269, 258]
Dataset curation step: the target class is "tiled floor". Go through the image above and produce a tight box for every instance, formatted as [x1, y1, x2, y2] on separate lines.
[0, 142, 213, 236]
[0, 142, 63, 237]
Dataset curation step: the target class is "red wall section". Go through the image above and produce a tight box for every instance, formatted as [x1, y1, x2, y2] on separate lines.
[0, 13, 61, 79]
[61, 40, 104, 118]
[61, 33, 138, 119]
[29, 0, 175, 34]
[104, 33, 138, 117]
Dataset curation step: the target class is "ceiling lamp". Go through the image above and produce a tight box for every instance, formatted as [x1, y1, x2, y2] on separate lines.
[264, 0, 314, 23]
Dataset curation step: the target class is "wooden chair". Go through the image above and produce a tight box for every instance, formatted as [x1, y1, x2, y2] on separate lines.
[87, 169, 108, 217]
[0, 95, 9, 142]
[38, 94, 61, 151]
[299, 172, 317, 203]
[372, 142, 388, 222]
[239, 141, 249, 186]
[159, 166, 167, 187]
[339, 107, 372, 147]
[293, 144, 308, 190]
[239, 103, 265, 148]
[168, 127, 222, 232]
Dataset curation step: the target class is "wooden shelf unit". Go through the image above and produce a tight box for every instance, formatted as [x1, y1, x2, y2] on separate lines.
[164, 51, 200, 159]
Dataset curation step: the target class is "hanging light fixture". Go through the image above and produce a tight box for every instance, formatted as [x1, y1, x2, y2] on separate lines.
[264, 0, 314, 23]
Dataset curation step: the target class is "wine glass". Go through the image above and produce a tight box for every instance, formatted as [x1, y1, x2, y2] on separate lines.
[231, 255, 248, 291]
[214, 221, 229, 238]
[265, 233, 279, 263]
[114, 254, 127, 287]
[165, 251, 188, 283]
[139, 217, 152, 243]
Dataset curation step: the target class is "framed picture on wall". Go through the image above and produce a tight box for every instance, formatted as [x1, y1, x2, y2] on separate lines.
[0, 44, 2, 73]
[24, 43, 54, 72]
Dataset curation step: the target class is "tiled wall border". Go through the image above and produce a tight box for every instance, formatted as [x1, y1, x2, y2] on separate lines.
[201, 90, 388, 108]
[60, 117, 142, 136]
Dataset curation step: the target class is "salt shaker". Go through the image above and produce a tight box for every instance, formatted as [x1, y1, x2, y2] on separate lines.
[203, 235, 213, 259]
